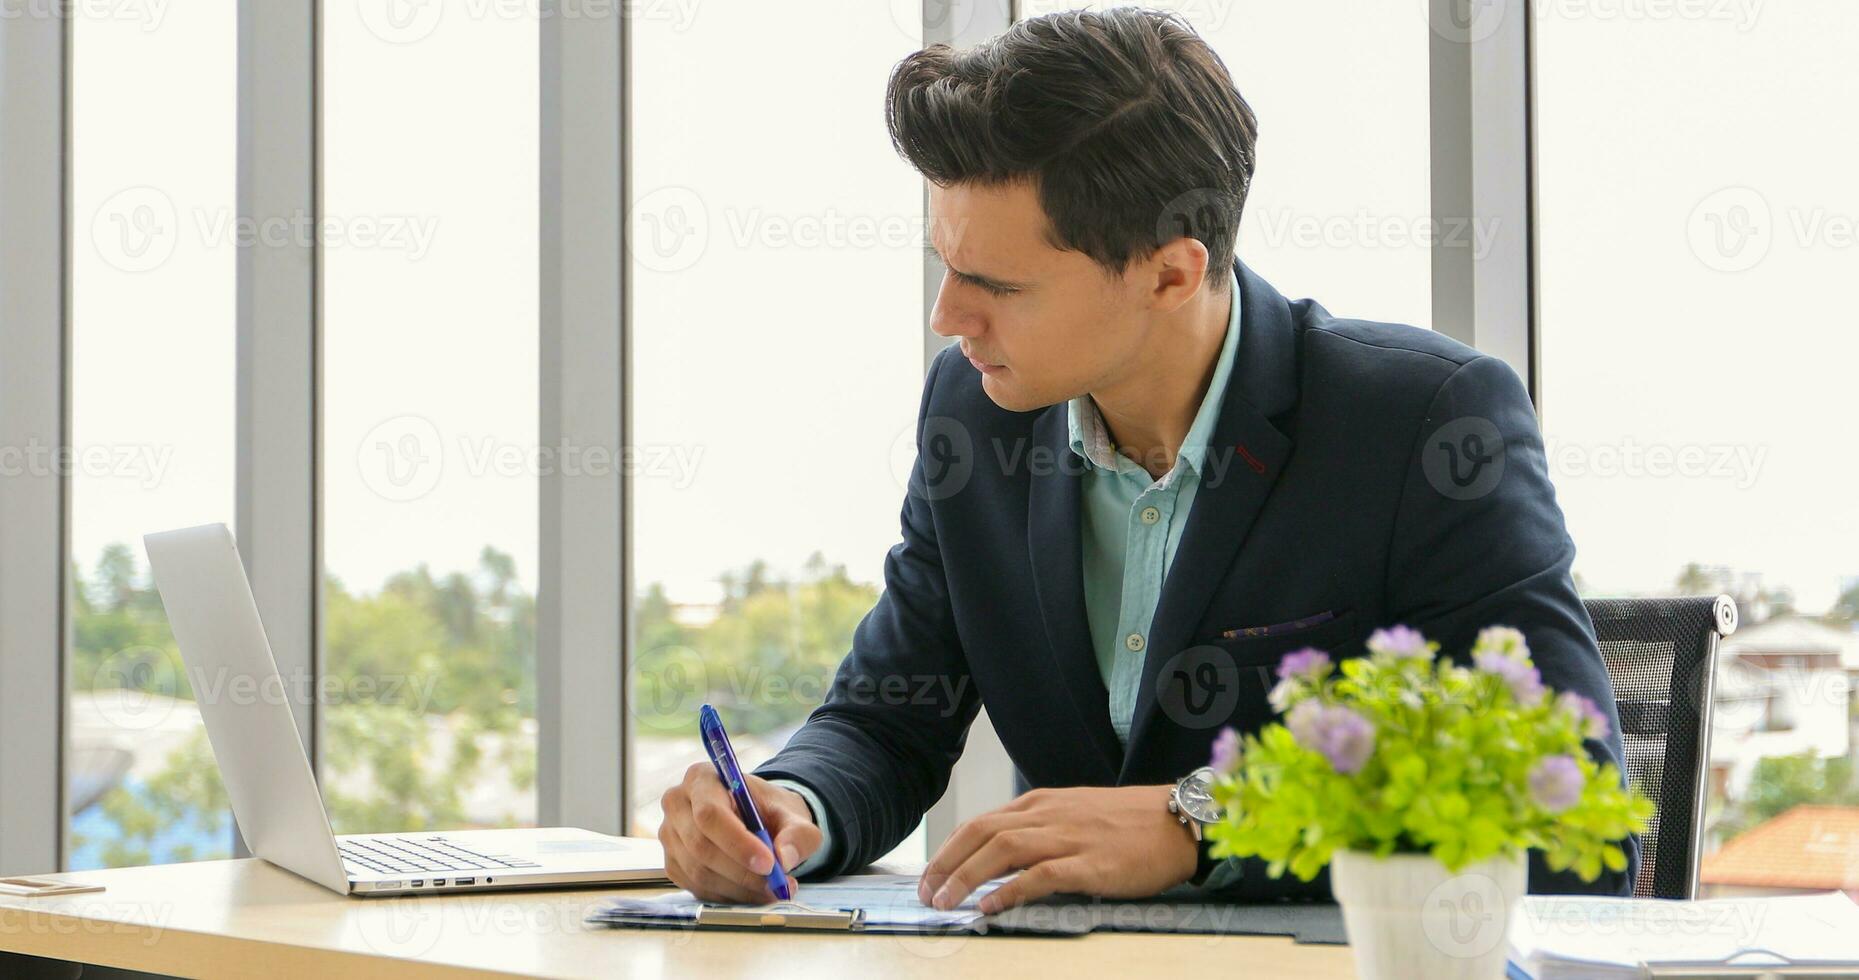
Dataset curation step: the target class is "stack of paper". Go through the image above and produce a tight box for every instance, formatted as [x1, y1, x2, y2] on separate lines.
[589, 874, 1005, 932]
[1508, 891, 1859, 979]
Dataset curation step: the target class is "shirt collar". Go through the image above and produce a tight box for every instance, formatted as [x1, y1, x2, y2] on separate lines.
[1067, 267, 1244, 478]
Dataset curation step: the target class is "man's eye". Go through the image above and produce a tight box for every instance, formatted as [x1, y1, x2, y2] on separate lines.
[961, 273, 1015, 297]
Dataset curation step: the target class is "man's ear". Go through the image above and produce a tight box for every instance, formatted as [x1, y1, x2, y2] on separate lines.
[1142, 236, 1213, 313]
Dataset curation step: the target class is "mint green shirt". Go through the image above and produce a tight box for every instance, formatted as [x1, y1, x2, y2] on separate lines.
[1068, 268, 1243, 743]
[777, 270, 1244, 881]
[1065, 268, 1245, 891]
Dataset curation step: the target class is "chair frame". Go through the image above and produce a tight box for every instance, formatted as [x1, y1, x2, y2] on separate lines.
[1583, 594, 1738, 899]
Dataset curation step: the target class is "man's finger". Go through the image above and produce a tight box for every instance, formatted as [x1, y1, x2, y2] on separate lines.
[919, 810, 1036, 904]
[770, 815, 822, 871]
[976, 858, 1084, 915]
[659, 824, 700, 897]
[747, 775, 804, 817]
[683, 821, 787, 897]
[929, 827, 1062, 911]
[661, 825, 739, 900]
[681, 858, 776, 905]
[665, 813, 774, 904]
[752, 781, 822, 870]
[689, 783, 777, 875]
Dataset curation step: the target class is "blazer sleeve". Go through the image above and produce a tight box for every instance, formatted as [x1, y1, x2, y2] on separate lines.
[752, 350, 982, 878]
[1383, 353, 1640, 897]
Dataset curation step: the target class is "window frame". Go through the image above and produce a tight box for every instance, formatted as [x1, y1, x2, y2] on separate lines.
[0, 2, 70, 876]
[0, 0, 1537, 872]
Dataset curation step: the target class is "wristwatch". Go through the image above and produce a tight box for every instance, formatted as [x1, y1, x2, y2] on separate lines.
[1168, 766, 1222, 841]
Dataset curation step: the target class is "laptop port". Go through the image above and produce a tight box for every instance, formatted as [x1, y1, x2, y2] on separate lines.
[410, 880, 424, 888]
[431, 878, 446, 887]
[456, 877, 476, 886]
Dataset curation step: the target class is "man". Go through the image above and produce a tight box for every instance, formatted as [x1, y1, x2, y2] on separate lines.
[656, 8, 1636, 912]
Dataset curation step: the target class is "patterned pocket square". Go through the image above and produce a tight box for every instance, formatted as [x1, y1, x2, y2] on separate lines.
[1217, 610, 1337, 640]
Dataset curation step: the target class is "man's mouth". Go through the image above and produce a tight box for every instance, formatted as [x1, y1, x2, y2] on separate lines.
[963, 347, 1005, 373]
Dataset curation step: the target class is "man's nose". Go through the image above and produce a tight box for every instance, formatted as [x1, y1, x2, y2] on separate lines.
[928, 281, 982, 340]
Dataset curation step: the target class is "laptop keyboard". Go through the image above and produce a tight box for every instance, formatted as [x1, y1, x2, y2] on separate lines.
[338, 836, 545, 877]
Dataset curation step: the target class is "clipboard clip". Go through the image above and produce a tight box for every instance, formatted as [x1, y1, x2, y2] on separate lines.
[695, 901, 865, 930]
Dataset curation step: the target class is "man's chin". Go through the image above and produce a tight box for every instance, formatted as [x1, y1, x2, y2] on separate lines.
[977, 372, 1059, 413]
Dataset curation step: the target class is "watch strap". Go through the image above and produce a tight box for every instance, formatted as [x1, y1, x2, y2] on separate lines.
[1187, 839, 1223, 887]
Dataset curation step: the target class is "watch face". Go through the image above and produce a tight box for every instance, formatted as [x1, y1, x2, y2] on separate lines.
[1177, 771, 1223, 824]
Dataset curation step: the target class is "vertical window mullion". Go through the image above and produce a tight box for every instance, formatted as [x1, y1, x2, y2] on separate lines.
[0, 4, 70, 876]
[1428, 0, 1536, 393]
[236, 0, 320, 821]
[538, 2, 627, 833]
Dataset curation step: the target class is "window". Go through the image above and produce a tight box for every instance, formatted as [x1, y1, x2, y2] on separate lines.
[1535, 1, 1859, 893]
[627, 2, 927, 860]
[67, 4, 236, 869]
[1019, 1, 1433, 327]
[319, 1, 541, 833]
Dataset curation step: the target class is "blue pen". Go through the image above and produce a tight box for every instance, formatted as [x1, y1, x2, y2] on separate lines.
[698, 703, 792, 901]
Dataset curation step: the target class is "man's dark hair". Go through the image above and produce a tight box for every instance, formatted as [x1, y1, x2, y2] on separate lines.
[886, 8, 1258, 287]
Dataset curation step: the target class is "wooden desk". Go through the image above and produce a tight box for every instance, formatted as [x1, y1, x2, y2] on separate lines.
[0, 859, 1355, 978]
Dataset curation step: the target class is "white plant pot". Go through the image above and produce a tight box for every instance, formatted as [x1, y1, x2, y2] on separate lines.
[1329, 848, 1527, 980]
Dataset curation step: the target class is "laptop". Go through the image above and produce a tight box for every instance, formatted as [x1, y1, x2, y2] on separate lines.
[144, 523, 667, 897]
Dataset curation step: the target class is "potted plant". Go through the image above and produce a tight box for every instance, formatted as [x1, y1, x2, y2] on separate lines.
[1205, 625, 1652, 980]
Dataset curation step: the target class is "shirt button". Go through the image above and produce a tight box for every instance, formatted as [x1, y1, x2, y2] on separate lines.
[1125, 632, 1146, 652]
[1139, 506, 1161, 525]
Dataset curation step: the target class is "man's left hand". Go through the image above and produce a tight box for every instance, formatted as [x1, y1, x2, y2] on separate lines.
[918, 785, 1199, 913]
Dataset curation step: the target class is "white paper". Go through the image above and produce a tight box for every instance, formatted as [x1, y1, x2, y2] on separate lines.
[591, 873, 1009, 931]
[1509, 890, 1859, 975]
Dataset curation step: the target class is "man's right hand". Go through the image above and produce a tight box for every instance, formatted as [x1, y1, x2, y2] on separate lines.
[657, 762, 823, 903]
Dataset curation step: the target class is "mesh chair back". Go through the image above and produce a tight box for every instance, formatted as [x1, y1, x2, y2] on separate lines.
[1583, 595, 1737, 899]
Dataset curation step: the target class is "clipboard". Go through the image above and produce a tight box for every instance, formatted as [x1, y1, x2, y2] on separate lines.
[589, 896, 996, 935]
[586, 875, 1348, 942]
[693, 901, 866, 931]
[588, 875, 1071, 935]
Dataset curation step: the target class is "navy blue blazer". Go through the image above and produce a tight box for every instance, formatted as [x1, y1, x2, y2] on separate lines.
[757, 259, 1637, 899]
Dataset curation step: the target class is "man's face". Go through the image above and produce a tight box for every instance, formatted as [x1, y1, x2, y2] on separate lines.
[926, 181, 1155, 412]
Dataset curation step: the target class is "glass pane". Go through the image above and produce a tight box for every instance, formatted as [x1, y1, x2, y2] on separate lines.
[1020, 1, 1433, 326]
[1536, 3, 1859, 896]
[320, 2, 540, 832]
[628, 3, 926, 861]
[67, 5, 236, 869]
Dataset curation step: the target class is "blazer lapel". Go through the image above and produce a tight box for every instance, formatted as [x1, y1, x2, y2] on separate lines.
[1118, 260, 1302, 779]
[1025, 406, 1124, 781]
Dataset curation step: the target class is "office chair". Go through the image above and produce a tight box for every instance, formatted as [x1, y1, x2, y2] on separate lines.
[1583, 595, 1737, 899]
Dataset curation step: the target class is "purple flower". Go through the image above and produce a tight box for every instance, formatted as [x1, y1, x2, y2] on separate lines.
[1473, 625, 1531, 661]
[1367, 625, 1434, 661]
[1475, 650, 1546, 705]
[1277, 647, 1333, 681]
[1268, 650, 1330, 713]
[1210, 726, 1241, 774]
[1287, 702, 1377, 775]
[1556, 691, 1612, 740]
[1529, 755, 1585, 813]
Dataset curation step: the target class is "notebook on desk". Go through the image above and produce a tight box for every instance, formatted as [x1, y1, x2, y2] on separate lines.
[586, 873, 1348, 943]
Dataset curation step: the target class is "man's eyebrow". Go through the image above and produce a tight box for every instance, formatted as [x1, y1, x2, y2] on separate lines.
[922, 243, 1030, 291]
